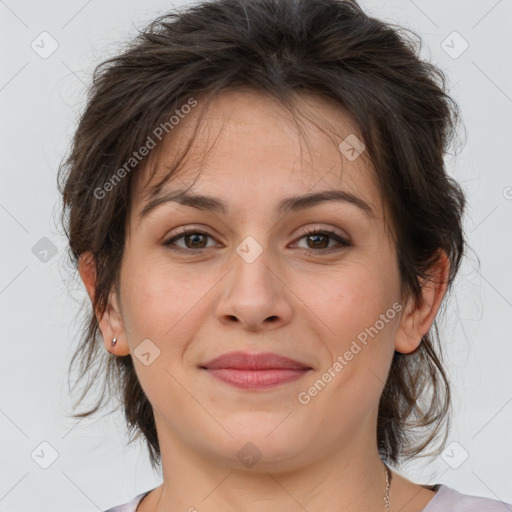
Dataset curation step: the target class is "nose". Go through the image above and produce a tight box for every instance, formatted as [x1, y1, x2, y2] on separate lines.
[214, 237, 294, 332]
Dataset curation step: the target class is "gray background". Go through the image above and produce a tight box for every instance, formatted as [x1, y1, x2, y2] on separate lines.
[1, 0, 511, 510]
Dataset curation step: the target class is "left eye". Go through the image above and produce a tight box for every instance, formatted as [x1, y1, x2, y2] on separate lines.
[292, 228, 351, 252]
[163, 228, 351, 254]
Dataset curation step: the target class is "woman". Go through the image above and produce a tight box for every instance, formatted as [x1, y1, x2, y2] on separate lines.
[58, 0, 511, 510]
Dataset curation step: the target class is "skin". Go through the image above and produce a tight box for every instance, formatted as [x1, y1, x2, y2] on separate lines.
[80, 89, 450, 512]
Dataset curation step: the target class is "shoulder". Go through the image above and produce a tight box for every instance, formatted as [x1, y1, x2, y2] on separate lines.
[102, 489, 152, 512]
[424, 484, 512, 511]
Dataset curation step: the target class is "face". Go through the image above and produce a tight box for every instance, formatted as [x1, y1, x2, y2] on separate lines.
[93, 89, 431, 471]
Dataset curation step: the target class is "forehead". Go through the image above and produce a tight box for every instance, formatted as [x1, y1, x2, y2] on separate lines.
[130, 89, 382, 220]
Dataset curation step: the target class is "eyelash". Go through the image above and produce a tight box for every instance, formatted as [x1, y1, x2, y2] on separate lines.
[163, 227, 351, 255]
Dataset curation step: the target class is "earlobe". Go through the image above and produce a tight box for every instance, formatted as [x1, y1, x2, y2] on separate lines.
[394, 251, 450, 354]
[78, 252, 131, 356]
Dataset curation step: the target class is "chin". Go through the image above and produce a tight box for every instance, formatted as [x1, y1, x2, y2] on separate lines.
[203, 415, 314, 468]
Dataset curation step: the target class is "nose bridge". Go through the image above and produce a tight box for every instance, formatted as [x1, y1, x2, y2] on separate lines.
[231, 231, 275, 293]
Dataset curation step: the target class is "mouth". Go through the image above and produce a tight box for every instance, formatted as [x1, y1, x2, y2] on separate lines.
[200, 351, 312, 390]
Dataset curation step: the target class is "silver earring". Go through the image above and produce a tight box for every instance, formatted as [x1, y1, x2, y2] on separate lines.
[111, 337, 117, 346]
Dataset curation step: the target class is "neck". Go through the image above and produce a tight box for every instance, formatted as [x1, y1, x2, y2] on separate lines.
[145, 418, 390, 512]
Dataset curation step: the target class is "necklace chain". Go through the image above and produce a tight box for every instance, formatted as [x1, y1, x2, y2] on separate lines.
[384, 463, 391, 511]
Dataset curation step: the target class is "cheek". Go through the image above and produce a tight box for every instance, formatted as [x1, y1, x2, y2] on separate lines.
[120, 254, 221, 356]
[318, 258, 399, 365]
[309, 269, 398, 430]
[120, 257, 186, 343]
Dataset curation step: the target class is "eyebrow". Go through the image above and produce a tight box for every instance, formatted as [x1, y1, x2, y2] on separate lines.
[139, 188, 375, 220]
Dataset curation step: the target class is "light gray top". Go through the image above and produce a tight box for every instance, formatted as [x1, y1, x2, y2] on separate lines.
[103, 484, 512, 511]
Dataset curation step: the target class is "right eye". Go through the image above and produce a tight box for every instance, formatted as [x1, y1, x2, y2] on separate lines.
[163, 228, 219, 253]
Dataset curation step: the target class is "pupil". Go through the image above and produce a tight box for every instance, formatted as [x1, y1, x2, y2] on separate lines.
[309, 234, 327, 249]
[187, 234, 206, 248]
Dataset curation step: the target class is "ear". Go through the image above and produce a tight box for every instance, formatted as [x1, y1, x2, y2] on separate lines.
[78, 251, 130, 356]
[395, 250, 450, 354]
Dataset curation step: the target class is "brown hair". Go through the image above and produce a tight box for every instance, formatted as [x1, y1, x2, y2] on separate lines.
[58, 0, 467, 472]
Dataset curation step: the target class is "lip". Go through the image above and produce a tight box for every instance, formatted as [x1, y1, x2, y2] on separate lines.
[202, 351, 311, 370]
[200, 351, 312, 390]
